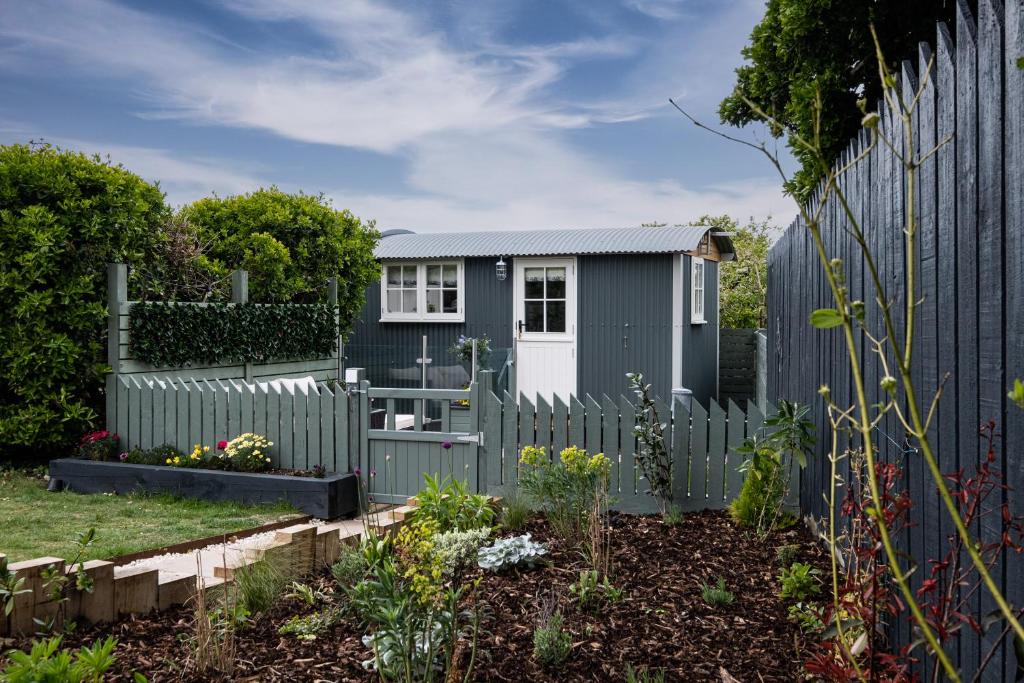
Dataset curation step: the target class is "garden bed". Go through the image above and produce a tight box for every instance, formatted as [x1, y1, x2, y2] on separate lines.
[48, 459, 358, 520]
[9, 510, 827, 682]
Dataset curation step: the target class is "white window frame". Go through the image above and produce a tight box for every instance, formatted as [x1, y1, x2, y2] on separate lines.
[691, 256, 706, 324]
[380, 260, 465, 322]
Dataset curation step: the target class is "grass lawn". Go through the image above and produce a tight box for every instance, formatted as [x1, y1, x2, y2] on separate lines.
[0, 468, 301, 563]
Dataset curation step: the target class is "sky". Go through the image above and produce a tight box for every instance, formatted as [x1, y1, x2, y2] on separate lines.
[0, 0, 797, 233]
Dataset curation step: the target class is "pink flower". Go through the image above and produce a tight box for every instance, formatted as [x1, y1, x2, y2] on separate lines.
[217, 440, 228, 450]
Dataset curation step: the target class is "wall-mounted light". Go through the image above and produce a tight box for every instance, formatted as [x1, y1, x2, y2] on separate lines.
[496, 256, 507, 281]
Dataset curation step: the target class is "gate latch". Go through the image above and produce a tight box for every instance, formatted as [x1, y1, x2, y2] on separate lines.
[456, 432, 484, 446]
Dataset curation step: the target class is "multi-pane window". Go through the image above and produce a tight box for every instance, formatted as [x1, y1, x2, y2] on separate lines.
[381, 261, 463, 321]
[691, 257, 705, 324]
[523, 266, 566, 333]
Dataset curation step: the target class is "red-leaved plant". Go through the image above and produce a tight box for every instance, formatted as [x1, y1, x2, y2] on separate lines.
[808, 422, 1024, 682]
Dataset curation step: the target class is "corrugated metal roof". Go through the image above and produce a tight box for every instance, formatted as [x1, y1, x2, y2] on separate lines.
[374, 225, 735, 260]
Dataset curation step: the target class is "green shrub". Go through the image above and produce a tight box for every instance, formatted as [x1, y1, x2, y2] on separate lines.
[700, 576, 736, 607]
[728, 401, 815, 537]
[235, 559, 289, 616]
[0, 143, 168, 454]
[433, 527, 491, 576]
[625, 664, 666, 683]
[1, 635, 118, 683]
[518, 445, 610, 545]
[330, 545, 365, 588]
[180, 188, 379, 324]
[533, 610, 572, 667]
[662, 504, 684, 527]
[498, 490, 530, 531]
[780, 562, 822, 600]
[409, 474, 495, 532]
[123, 444, 183, 466]
[776, 543, 800, 568]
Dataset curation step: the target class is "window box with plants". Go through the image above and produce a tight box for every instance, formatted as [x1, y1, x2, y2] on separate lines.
[49, 432, 358, 519]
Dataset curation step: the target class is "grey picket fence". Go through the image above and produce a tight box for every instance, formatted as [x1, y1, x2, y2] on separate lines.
[107, 369, 782, 514]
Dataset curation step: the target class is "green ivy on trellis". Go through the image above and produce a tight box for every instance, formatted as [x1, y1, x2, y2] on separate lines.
[128, 302, 338, 367]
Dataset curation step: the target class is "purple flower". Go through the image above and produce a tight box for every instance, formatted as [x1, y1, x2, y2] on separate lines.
[354, 467, 362, 477]
[118, 452, 128, 462]
[441, 441, 453, 450]
[370, 468, 377, 477]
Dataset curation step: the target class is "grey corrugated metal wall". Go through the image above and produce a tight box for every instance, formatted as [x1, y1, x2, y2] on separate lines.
[577, 254, 673, 401]
[680, 256, 719, 404]
[349, 253, 719, 403]
[350, 257, 514, 350]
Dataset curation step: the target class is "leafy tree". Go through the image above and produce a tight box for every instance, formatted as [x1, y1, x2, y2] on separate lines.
[0, 143, 168, 453]
[694, 215, 772, 329]
[719, 0, 959, 198]
[181, 188, 379, 329]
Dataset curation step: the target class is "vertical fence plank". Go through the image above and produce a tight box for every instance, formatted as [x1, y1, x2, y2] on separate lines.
[162, 379, 177, 451]
[725, 400, 746, 502]
[116, 376, 130, 449]
[705, 400, 727, 509]
[535, 396, 552, 455]
[307, 384, 320, 470]
[334, 389, 348, 474]
[601, 395, 620, 496]
[175, 379, 189, 452]
[552, 395, 568, 455]
[319, 384, 334, 472]
[279, 384, 295, 470]
[226, 381, 241, 440]
[484, 392, 503, 492]
[618, 395, 639, 508]
[569, 395, 585, 450]
[685, 400, 708, 511]
[151, 379, 165, 448]
[200, 380, 215, 448]
[502, 392, 518, 487]
[241, 382, 255, 436]
[584, 395, 601, 460]
[187, 380, 202, 451]
[212, 380, 228, 449]
[128, 377, 142, 450]
[294, 384, 308, 470]
[519, 394, 536, 452]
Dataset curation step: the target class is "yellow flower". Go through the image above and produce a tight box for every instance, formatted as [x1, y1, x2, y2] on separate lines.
[165, 458, 172, 464]
[203, 446, 210, 452]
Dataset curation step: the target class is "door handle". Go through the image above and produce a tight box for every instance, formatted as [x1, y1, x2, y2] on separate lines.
[517, 319, 524, 338]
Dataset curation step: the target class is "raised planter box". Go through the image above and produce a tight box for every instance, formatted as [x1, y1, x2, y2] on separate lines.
[48, 459, 358, 519]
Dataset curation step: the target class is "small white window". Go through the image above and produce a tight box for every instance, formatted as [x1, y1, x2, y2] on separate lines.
[691, 257, 705, 324]
[381, 261, 464, 322]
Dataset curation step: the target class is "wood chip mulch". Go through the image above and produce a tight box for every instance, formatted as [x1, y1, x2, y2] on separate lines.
[4, 511, 827, 682]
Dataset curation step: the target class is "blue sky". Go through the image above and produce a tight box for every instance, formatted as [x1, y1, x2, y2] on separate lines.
[0, 0, 796, 232]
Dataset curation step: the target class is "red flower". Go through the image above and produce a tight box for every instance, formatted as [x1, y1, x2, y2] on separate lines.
[217, 440, 228, 450]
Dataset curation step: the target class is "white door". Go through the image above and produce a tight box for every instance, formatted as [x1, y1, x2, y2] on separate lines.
[513, 258, 577, 404]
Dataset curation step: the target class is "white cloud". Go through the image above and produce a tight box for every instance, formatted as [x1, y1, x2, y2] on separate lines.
[0, 0, 794, 229]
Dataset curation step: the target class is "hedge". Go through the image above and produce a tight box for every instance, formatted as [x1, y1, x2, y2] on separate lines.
[129, 302, 338, 367]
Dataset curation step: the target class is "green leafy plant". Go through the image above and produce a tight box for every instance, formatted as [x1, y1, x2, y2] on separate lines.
[1, 635, 118, 683]
[75, 431, 119, 462]
[1, 555, 30, 617]
[278, 608, 342, 640]
[234, 559, 289, 616]
[122, 444, 182, 466]
[129, 301, 338, 367]
[448, 334, 492, 365]
[498, 491, 530, 531]
[780, 562, 822, 600]
[330, 545, 365, 589]
[285, 581, 326, 607]
[694, 214, 773, 328]
[477, 534, 548, 571]
[518, 445, 610, 545]
[568, 569, 623, 612]
[0, 142, 168, 455]
[626, 373, 673, 512]
[787, 602, 826, 633]
[662, 504, 684, 527]
[776, 543, 800, 568]
[432, 527, 491, 577]
[728, 400, 815, 537]
[408, 473, 495, 533]
[532, 609, 571, 667]
[625, 663, 667, 683]
[700, 576, 736, 607]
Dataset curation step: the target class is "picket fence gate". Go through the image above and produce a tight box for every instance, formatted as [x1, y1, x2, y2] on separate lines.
[107, 369, 788, 514]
